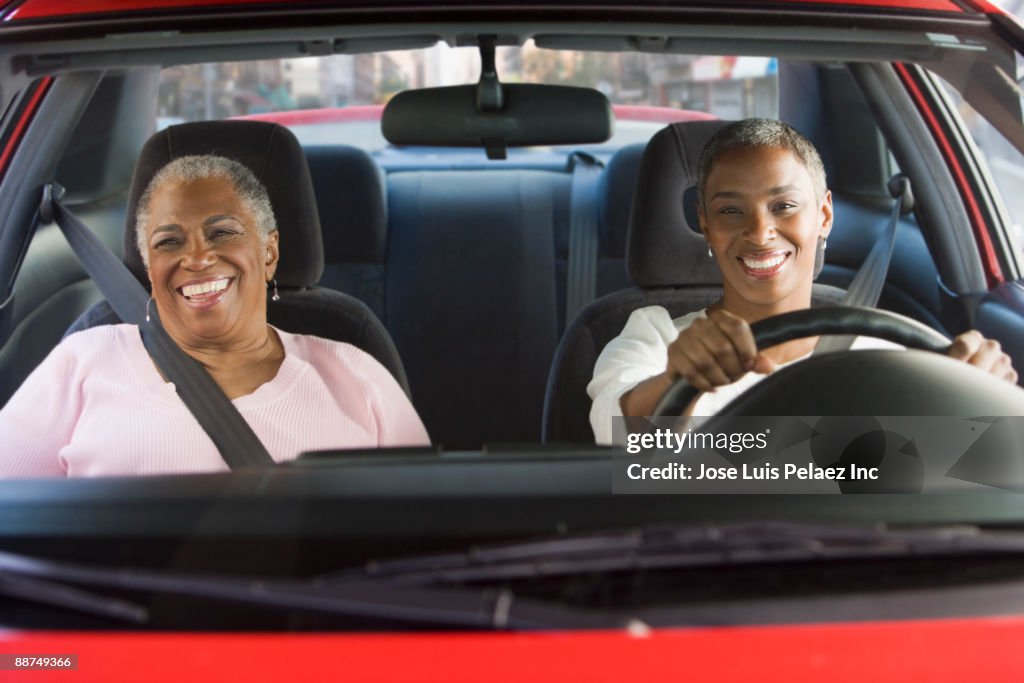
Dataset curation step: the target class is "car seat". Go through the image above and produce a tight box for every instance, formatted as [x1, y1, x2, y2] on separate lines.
[305, 144, 390, 323]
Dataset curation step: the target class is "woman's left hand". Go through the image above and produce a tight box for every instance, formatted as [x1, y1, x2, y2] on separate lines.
[947, 330, 1018, 384]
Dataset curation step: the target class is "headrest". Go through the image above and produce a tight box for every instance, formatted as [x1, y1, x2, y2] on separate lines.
[627, 120, 728, 288]
[598, 143, 646, 259]
[305, 145, 388, 264]
[123, 120, 324, 288]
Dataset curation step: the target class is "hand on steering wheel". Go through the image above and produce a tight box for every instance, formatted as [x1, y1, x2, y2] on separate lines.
[653, 307, 951, 418]
[664, 307, 779, 394]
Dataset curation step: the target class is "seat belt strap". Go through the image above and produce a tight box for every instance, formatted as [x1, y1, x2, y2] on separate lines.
[40, 183, 274, 468]
[814, 174, 913, 355]
[137, 317, 275, 468]
[565, 151, 603, 325]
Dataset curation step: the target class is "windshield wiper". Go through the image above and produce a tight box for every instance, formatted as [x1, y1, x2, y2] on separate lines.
[0, 572, 148, 624]
[339, 522, 1024, 585]
[7, 523, 1023, 629]
[0, 549, 619, 630]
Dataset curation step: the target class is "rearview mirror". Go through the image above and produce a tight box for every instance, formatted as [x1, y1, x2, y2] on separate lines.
[381, 83, 614, 159]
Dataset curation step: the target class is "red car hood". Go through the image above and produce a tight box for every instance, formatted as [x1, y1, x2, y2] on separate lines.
[4, 616, 1024, 681]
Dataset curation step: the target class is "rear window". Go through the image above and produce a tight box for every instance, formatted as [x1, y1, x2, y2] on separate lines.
[157, 44, 780, 152]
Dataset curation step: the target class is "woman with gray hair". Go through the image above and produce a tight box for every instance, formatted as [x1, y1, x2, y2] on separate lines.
[0, 154, 428, 477]
[588, 118, 1017, 444]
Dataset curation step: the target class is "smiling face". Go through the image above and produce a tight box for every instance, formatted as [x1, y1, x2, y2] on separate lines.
[144, 175, 279, 349]
[698, 145, 832, 319]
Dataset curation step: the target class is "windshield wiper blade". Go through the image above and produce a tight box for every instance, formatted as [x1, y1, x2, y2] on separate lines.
[0, 573, 148, 624]
[343, 522, 1024, 585]
[0, 550, 618, 630]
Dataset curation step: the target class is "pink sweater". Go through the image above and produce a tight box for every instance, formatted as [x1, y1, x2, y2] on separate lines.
[0, 325, 429, 478]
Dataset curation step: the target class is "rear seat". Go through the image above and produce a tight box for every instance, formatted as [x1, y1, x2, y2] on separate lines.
[306, 146, 389, 321]
[593, 144, 644, 298]
[551, 145, 642, 331]
[308, 144, 643, 449]
[387, 171, 562, 449]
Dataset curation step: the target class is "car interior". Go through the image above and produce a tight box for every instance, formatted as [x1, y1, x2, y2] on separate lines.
[0, 21, 1022, 456]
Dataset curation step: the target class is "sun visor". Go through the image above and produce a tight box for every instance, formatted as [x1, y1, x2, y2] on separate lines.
[381, 83, 613, 159]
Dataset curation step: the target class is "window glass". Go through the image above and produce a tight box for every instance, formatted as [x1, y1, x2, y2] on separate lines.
[934, 73, 1024, 259]
[157, 44, 779, 151]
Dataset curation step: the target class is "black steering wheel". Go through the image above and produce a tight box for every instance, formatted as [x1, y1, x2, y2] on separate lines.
[651, 306, 954, 417]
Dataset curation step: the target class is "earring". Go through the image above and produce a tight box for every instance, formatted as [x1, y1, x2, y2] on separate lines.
[269, 279, 280, 302]
[708, 245, 713, 258]
[822, 238, 827, 250]
[813, 235, 827, 280]
[145, 296, 153, 323]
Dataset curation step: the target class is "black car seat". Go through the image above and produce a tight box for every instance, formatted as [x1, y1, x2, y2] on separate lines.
[542, 120, 845, 443]
[65, 120, 410, 393]
[305, 145, 390, 324]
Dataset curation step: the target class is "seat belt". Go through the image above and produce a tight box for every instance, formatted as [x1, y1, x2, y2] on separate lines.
[565, 151, 603, 325]
[814, 174, 913, 355]
[38, 183, 275, 468]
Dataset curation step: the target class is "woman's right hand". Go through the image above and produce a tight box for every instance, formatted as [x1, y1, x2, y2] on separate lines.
[665, 308, 777, 393]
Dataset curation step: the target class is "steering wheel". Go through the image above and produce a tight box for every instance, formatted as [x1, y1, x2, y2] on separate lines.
[647, 306, 1024, 493]
[651, 306, 955, 417]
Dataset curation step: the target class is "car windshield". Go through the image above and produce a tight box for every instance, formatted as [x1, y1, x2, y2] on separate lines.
[1, 1, 1024, 657]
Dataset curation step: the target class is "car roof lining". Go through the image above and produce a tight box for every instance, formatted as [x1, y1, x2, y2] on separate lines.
[0, 19, 1001, 77]
[6, 18, 1018, 158]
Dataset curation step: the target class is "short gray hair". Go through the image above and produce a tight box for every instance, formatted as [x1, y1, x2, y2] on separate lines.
[135, 155, 277, 266]
[697, 118, 827, 207]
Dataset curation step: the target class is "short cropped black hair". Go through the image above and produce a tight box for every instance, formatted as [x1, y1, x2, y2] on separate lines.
[697, 118, 827, 207]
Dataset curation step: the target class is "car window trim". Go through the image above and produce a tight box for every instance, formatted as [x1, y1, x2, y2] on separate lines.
[916, 65, 1024, 280]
